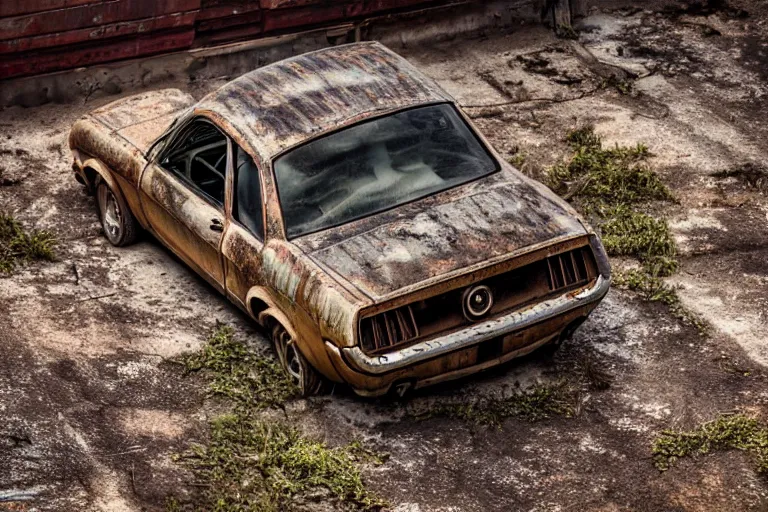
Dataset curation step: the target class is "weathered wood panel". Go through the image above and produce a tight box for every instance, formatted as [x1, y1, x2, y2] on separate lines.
[197, 11, 263, 32]
[0, 0, 99, 19]
[0, 0, 515, 80]
[0, 29, 196, 78]
[197, 2, 262, 21]
[0, 12, 197, 54]
[0, 0, 201, 41]
[262, 4, 348, 32]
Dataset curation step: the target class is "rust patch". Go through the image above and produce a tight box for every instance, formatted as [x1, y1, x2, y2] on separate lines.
[196, 42, 452, 161]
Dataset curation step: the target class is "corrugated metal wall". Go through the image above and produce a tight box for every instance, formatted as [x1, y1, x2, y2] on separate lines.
[0, 0, 470, 79]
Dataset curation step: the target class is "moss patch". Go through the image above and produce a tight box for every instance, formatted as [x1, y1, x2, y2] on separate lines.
[599, 206, 678, 276]
[0, 213, 55, 274]
[548, 126, 676, 275]
[173, 326, 386, 511]
[411, 383, 575, 428]
[652, 414, 768, 474]
[548, 127, 706, 331]
[182, 324, 297, 409]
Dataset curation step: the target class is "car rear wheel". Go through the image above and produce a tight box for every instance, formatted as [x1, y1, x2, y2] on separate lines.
[271, 323, 327, 396]
[96, 180, 138, 247]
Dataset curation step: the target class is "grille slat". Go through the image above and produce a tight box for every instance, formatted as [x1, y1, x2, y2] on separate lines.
[361, 304, 420, 353]
[547, 248, 589, 291]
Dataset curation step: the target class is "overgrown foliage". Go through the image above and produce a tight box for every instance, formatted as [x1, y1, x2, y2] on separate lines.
[183, 416, 387, 511]
[549, 126, 676, 276]
[183, 324, 297, 409]
[411, 383, 575, 428]
[174, 326, 385, 511]
[0, 213, 55, 274]
[548, 127, 706, 332]
[652, 414, 768, 474]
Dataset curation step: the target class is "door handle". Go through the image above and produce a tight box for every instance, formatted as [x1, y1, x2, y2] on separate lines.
[210, 218, 223, 232]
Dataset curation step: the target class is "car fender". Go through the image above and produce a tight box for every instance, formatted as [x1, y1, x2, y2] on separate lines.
[80, 157, 150, 229]
[81, 157, 120, 195]
[245, 286, 343, 383]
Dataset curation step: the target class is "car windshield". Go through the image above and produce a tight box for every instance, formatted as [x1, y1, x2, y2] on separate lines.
[273, 103, 499, 238]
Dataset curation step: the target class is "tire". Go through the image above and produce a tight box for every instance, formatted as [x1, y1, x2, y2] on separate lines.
[96, 179, 139, 247]
[271, 323, 327, 397]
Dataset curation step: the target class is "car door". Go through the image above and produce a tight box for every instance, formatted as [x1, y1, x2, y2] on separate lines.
[221, 143, 267, 309]
[139, 117, 231, 292]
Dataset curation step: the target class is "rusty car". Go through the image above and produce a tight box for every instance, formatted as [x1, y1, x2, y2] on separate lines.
[69, 42, 611, 397]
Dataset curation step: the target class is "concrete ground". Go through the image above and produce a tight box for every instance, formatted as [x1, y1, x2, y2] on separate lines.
[2, 1, 768, 510]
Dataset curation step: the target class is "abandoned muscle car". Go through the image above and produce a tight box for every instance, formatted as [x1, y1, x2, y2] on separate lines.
[69, 42, 611, 397]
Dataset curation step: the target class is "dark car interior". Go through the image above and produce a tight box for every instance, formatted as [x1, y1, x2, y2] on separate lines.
[161, 120, 228, 206]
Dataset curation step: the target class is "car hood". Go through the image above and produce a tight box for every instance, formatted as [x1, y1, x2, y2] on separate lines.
[294, 168, 588, 302]
[88, 89, 195, 153]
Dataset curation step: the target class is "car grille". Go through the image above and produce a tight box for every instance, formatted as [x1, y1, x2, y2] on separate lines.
[359, 305, 419, 353]
[359, 244, 597, 355]
[546, 247, 591, 291]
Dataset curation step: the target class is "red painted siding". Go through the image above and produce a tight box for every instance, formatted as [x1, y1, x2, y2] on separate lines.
[0, 0, 468, 80]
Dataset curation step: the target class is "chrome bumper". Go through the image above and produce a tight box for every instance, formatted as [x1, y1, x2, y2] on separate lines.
[338, 273, 610, 375]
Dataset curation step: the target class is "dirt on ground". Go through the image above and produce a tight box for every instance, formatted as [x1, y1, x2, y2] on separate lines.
[2, 1, 768, 510]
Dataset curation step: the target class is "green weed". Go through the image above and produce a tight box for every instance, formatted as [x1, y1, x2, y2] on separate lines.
[183, 324, 297, 409]
[411, 383, 575, 428]
[652, 414, 768, 474]
[0, 213, 55, 274]
[548, 127, 706, 330]
[175, 326, 386, 511]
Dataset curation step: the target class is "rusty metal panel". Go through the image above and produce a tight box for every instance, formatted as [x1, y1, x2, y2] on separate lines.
[196, 42, 452, 161]
[0, 29, 196, 79]
[0, 0, 201, 41]
[197, 1, 261, 21]
[259, 0, 328, 8]
[298, 175, 587, 300]
[197, 10, 262, 32]
[0, 0, 99, 18]
[262, 3, 347, 32]
[0, 12, 197, 55]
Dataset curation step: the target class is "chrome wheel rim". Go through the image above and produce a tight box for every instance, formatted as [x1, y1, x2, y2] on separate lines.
[273, 326, 303, 389]
[98, 186, 122, 243]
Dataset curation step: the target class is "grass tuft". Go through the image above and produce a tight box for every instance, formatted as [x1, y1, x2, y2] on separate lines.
[411, 383, 575, 428]
[182, 324, 298, 409]
[652, 414, 768, 474]
[599, 206, 678, 276]
[180, 415, 387, 511]
[548, 127, 707, 331]
[0, 213, 55, 274]
[549, 127, 669, 209]
[174, 325, 386, 511]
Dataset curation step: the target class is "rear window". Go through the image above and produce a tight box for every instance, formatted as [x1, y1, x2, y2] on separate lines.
[273, 104, 499, 238]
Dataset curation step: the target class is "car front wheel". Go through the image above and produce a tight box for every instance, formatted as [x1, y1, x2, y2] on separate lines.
[96, 179, 138, 247]
[271, 323, 327, 396]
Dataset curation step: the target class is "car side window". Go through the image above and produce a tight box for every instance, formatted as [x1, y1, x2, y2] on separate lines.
[159, 119, 228, 207]
[232, 146, 264, 240]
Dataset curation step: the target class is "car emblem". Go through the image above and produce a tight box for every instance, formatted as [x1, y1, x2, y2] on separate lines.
[462, 284, 493, 321]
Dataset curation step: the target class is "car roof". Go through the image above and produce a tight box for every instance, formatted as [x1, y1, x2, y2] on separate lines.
[195, 41, 453, 163]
